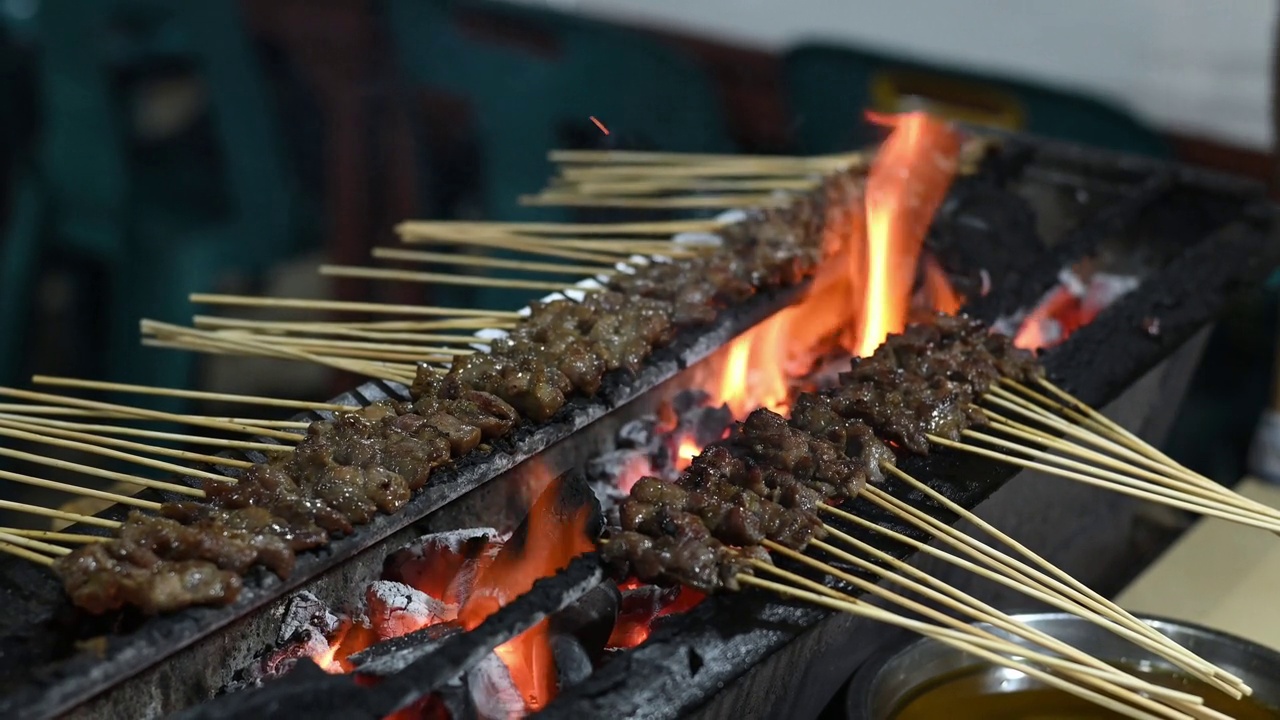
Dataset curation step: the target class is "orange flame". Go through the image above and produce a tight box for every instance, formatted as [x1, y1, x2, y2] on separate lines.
[856, 112, 961, 355]
[702, 112, 963, 418]
[457, 473, 597, 712]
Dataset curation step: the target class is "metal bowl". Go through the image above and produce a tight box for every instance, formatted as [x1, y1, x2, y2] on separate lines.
[845, 612, 1280, 719]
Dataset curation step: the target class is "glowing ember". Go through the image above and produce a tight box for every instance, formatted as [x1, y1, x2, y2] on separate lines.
[590, 116, 610, 135]
[457, 473, 597, 712]
[1011, 268, 1138, 351]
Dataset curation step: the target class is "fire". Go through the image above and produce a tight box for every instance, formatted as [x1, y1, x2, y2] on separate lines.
[704, 111, 963, 416]
[1011, 264, 1138, 351]
[675, 438, 700, 471]
[457, 472, 597, 712]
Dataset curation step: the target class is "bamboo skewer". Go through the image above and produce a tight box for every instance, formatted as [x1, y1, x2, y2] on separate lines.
[935, 432, 1280, 534]
[738, 575, 1173, 720]
[0, 468, 163, 511]
[193, 316, 483, 345]
[394, 232, 633, 264]
[0, 539, 54, 566]
[0, 387, 302, 441]
[0, 531, 72, 557]
[880, 466, 1248, 692]
[0, 529, 110, 544]
[0, 406, 310, 429]
[0, 499, 122, 529]
[0, 440, 211, 497]
[1009, 379, 1269, 514]
[143, 336, 424, 381]
[192, 316, 509, 335]
[828, 495, 1240, 698]
[981, 409, 1280, 520]
[396, 219, 728, 236]
[751, 561, 1205, 720]
[764, 542, 1203, 709]
[557, 178, 824, 196]
[0, 414, 295, 454]
[519, 192, 792, 209]
[144, 320, 419, 384]
[30, 376, 360, 412]
[0, 417, 254, 469]
[371, 247, 619, 277]
[212, 334, 473, 357]
[189, 293, 522, 319]
[318, 264, 600, 293]
[547, 148, 865, 166]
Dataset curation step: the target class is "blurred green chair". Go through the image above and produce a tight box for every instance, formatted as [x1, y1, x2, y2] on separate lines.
[0, 0, 304, 409]
[384, 0, 734, 310]
[783, 44, 1169, 157]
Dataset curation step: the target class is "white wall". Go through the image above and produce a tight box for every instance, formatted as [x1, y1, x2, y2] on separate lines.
[521, 0, 1277, 150]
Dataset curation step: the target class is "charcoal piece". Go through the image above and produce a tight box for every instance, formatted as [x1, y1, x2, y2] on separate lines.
[364, 581, 453, 640]
[616, 418, 659, 449]
[347, 622, 462, 670]
[467, 651, 525, 720]
[548, 582, 621, 663]
[277, 591, 341, 644]
[550, 634, 594, 689]
[671, 389, 713, 416]
[383, 528, 499, 606]
[687, 404, 734, 446]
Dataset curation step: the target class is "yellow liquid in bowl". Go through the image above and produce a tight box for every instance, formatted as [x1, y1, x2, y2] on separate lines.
[891, 668, 1280, 720]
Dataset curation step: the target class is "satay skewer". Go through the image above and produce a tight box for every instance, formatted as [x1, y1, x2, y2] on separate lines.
[0, 531, 71, 557]
[980, 409, 1280, 520]
[0, 529, 110, 544]
[395, 219, 728, 236]
[0, 417, 254, 469]
[318, 264, 604, 293]
[738, 576, 1179, 720]
[0, 405, 310, 429]
[0, 387, 302, 441]
[0, 468, 162, 511]
[0, 539, 55, 566]
[823, 499, 1238, 697]
[29, 376, 360, 412]
[934, 435, 1280, 534]
[546, 148, 865, 166]
[370, 248, 619, 277]
[191, 316, 506, 335]
[0, 414, 299, 453]
[0, 440, 213, 497]
[881, 466, 1249, 691]
[0, 499, 122, 529]
[394, 233, 635, 264]
[188, 293, 522, 319]
[518, 192, 791, 209]
[765, 543, 1205, 709]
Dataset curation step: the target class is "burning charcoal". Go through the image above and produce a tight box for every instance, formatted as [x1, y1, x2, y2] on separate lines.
[672, 388, 713, 416]
[384, 528, 499, 605]
[548, 582, 620, 663]
[467, 651, 526, 720]
[1142, 316, 1161, 337]
[688, 404, 734, 447]
[277, 591, 341, 645]
[550, 633, 594, 689]
[347, 621, 462, 671]
[616, 418, 658, 449]
[365, 580, 454, 639]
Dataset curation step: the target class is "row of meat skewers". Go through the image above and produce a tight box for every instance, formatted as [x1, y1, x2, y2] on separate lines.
[0, 143, 1270, 718]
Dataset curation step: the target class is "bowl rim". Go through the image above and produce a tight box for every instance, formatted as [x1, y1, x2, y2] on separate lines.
[844, 611, 1280, 720]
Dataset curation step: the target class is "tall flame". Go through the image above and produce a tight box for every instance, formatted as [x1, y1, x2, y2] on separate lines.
[705, 112, 963, 417]
[856, 112, 961, 355]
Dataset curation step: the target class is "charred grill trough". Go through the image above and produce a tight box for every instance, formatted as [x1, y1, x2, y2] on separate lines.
[0, 130, 1276, 720]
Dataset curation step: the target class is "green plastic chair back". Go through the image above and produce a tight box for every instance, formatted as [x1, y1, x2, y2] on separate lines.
[385, 0, 733, 309]
[0, 0, 301, 411]
[783, 44, 1170, 158]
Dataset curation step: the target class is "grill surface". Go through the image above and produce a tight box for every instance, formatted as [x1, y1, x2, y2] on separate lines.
[1, 131, 1275, 720]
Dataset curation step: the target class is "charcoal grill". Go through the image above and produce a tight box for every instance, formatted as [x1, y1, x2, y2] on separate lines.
[0, 130, 1275, 720]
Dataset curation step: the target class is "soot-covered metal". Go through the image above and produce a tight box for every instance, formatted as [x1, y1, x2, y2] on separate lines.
[0, 281, 806, 720]
[534, 141, 1278, 720]
[2, 131, 1276, 720]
